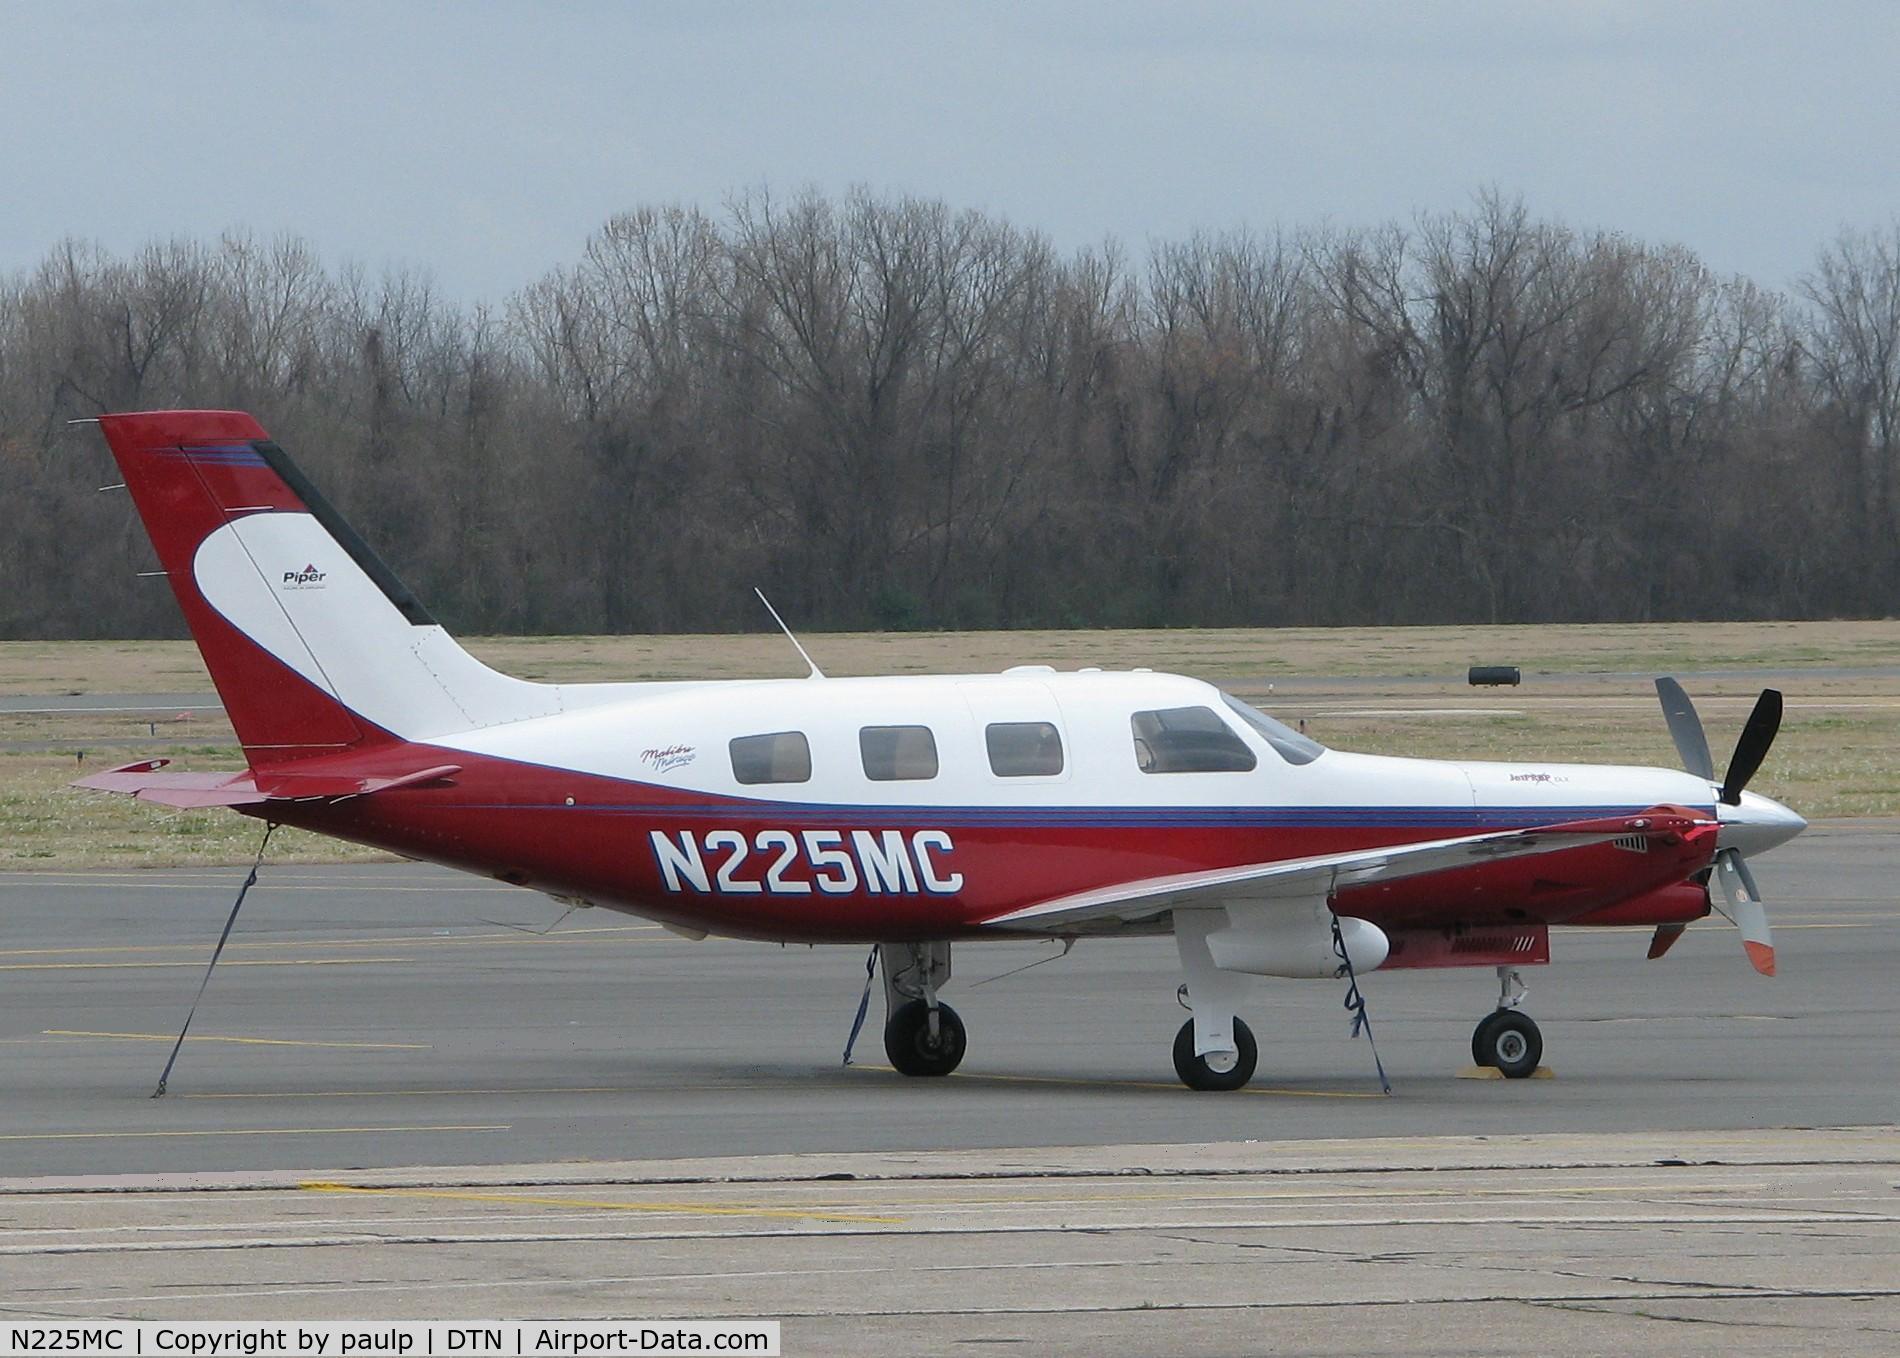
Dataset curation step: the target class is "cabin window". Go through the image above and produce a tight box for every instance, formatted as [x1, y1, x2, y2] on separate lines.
[729, 731, 812, 785]
[986, 721, 1065, 777]
[1220, 692, 1326, 765]
[1131, 706, 1257, 773]
[860, 725, 940, 781]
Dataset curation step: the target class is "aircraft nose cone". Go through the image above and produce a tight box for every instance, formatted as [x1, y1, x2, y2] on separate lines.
[1717, 790, 1807, 856]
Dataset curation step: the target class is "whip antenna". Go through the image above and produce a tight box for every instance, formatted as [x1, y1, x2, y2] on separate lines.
[754, 588, 825, 679]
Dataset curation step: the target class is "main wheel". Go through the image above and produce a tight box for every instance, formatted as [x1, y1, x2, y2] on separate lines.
[1471, 1009, 1542, 1079]
[884, 999, 966, 1077]
[1172, 1017, 1258, 1091]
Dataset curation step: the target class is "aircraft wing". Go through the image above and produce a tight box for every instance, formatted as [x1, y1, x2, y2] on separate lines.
[980, 809, 1710, 933]
[73, 758, 461, 808]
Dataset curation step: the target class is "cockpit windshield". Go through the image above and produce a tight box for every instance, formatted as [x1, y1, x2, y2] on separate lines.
[1220, 692, 1326, 765]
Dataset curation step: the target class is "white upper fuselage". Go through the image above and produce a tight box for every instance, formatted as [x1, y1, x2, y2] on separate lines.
[432, 667, 1717, 825]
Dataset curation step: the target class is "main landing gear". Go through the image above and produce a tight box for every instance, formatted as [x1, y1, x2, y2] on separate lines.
[879, 941, 965, 1077]
[1173, 1009, 1258, 1091]
[1172, 909, 1257, 1091]
[1471, 965, 1543, 1079]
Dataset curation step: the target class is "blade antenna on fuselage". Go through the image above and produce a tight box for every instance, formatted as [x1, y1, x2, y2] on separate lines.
[754, 588, 825, 679]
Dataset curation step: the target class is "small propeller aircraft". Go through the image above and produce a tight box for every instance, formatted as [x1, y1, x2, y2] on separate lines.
[74, 411, 1807, 1090]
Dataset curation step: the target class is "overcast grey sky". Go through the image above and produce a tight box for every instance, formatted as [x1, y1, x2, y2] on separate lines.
[4, 2, 1895, 302]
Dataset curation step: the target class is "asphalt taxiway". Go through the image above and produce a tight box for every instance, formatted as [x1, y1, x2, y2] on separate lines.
[0, 823, 1894, 1177]
[2, 824, 1895, 1347]
[3, 1131, 1895, 1352]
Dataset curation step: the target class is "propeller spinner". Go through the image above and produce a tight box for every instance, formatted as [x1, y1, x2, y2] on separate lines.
[1652, 678, 1805, 976]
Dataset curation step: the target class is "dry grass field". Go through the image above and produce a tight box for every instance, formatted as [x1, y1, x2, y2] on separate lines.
[3, 620, 1896, 868]
[7, 619, 1900, 692]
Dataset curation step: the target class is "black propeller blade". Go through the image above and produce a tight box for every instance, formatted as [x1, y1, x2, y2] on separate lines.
[1653, 679, 1783, 805]
[1719, 688, 1783, 806]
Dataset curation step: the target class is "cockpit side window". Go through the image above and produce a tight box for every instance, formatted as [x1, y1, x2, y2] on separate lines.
[1219, 692, 1326, 765]
[1130, 706, 1257, 773]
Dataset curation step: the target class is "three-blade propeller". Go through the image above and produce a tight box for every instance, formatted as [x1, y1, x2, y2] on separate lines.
[1653, 679, 1784, 976]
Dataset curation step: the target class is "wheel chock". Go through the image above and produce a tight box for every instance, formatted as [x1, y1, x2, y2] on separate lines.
[1456, 1065, 1555, 1080]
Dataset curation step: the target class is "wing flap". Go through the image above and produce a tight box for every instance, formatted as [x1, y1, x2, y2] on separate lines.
[982, 809, 1710, 933]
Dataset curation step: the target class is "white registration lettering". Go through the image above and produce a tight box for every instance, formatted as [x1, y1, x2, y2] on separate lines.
[704, 829, 761, 893]
[911, 829, 963, 893]
[802, 830, 858, 893]
[650, 827, 957, 896]
[852, 829, 919, 894]
[649, 830, 710, 893]
[756, 829, 810, 893]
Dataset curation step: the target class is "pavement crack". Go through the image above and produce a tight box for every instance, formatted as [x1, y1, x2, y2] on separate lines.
[1155, 1232, 1394, 1263]
[1524, 1296, 1890, 1336]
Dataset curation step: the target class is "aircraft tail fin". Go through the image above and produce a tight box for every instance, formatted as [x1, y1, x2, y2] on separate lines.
[96, 411, 558, 763]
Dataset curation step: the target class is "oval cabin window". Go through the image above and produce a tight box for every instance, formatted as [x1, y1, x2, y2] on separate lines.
[860, 725, 940, 781]
[730, 731, 813, 785]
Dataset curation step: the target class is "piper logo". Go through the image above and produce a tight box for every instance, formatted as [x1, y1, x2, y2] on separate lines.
[282, 563, 327, 589]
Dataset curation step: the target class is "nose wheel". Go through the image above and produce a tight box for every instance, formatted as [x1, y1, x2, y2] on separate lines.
[1471, 965, 1541, 1078]
[1471, 1009, 1542, 1078]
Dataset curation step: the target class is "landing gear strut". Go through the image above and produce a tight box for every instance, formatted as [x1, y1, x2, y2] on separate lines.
[879, 941, 964, 1077]
[1471, 965, 1542, 1078]
[1171, 909, 1257, 1091]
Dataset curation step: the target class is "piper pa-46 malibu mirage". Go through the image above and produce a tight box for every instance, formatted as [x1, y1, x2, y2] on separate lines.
[76, 411, 1807, 1090]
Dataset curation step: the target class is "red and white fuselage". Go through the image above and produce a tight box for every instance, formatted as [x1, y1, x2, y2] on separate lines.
[73, 411, 1807, 1088]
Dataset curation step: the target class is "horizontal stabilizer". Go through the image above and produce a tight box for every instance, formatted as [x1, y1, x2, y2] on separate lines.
[74, 758, 460, 808]
[72, 762, 270, 808]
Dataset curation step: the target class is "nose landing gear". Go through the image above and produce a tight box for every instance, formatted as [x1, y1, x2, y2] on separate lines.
[1471, 965, 1543, 1078]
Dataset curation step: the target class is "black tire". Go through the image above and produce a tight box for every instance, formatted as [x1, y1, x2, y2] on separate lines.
[1471, 1010, 1505, 1066]
[884, 999, 966, 1077]
[1472, 1009, 1542, 1079]
[1171, 1016, 1258, 1091]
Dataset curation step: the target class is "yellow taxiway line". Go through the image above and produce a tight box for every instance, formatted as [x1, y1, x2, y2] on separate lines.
[181, 1085, 627, 1099]
[789, 1178, 1769, 1211]
[0, 1124, 507, 1142]
[853, 1065, 1385, 1099]
[1, 957, 409, 971]
[0, 924, 662, 959]
[300, 1181, 903, 1226]
[41, 1029, 430, 1050]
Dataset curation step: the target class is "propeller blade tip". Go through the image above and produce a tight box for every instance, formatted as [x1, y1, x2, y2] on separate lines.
[1744, 940, 1777, 977]
[1647, 924, 1687, 960]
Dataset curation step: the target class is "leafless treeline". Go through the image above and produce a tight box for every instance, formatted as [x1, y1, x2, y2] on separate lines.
[3, 190, 1898, 639]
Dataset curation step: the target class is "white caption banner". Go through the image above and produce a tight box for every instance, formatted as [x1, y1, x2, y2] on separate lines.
[1, 1323, 780, 1358]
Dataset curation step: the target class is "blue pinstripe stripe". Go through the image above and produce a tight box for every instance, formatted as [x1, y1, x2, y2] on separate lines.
[447, 801, 1687, 828]
[151, 444, 269, 466]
